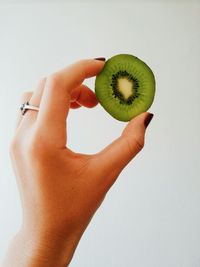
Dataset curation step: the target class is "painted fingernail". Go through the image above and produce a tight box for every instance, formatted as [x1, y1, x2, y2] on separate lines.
[144, 113, 154, 128]
[94, 57, 106, 61]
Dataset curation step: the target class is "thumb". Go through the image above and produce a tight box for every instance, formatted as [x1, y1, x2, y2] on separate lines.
[94, 112, 154, 183]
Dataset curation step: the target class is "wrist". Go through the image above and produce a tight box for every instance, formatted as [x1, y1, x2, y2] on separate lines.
[2, 228, 79, 267]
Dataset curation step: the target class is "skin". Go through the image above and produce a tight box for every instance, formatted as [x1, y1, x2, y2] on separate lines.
[1, 58, 153, 267]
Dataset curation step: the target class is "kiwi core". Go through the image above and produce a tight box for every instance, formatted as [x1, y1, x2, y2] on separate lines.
[117, 78, 133, 100]
[111, 70, 139, 105]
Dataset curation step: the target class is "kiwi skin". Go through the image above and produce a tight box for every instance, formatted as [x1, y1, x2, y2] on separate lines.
[95, 54, 156, 122]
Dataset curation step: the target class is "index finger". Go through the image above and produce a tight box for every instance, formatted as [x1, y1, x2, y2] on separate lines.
[36, 58, 105, 146]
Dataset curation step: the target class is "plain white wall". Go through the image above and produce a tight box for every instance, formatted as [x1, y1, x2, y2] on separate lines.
[0, 1, 200, 266]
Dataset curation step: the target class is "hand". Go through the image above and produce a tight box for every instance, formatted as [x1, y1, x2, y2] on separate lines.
[3, 58, 153, 267]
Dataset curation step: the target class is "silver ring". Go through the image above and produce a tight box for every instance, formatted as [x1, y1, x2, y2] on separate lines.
[20, 101, 39, 115]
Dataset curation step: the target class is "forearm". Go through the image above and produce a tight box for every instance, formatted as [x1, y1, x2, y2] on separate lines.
[1, 230, 79, 267]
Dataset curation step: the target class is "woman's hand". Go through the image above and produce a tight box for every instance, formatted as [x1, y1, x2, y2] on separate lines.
[3, 58, 153, 267]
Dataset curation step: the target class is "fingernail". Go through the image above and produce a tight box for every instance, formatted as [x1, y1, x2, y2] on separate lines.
[94, 57, 106, 61]
[144, 113, 154, 128]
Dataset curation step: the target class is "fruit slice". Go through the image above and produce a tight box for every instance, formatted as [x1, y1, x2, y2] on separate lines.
[95, 54, 155, 122]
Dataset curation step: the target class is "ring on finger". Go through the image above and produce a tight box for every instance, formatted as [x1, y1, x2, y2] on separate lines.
[20, 101, 40, 115]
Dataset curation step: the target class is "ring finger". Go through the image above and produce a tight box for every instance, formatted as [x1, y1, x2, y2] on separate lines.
[21, 78, 47, 125]
[16, 91, 33, 130]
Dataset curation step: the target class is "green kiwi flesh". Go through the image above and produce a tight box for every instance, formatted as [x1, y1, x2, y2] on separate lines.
[95, 54, 155, 122]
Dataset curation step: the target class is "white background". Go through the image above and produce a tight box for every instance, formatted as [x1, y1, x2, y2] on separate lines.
[0, 1, 200, 266]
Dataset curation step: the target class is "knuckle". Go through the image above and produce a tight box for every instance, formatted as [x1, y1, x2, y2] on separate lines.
[26, 142, 42, 161]
[26, 139, 38, 157]
[26, 136, 43, 158]
[25, 130, 50, 160]
[38, 77, 47, 86]
[46, 73, 61, 89]
[134, 136, 145, 151]
[9, 130, 49, 161]
[75, 59, 87, 78]
[9, 136, 20, 156]
[124, 135, 144, 157]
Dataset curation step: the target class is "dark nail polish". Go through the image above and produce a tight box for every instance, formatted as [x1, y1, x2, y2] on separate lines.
[144, 113, 154, 128]
[94, 57, 106, 61]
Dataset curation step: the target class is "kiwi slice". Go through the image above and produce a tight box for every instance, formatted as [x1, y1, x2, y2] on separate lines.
[95, 54, 155, 122]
